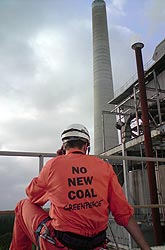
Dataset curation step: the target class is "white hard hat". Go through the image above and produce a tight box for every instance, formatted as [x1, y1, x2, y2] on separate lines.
[61, 123, 90, 144]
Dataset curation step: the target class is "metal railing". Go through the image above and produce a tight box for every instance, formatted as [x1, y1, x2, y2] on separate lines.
[0, 150, 165, 249]
[114, 58, 154, 98]
[0, 150, 56, 172]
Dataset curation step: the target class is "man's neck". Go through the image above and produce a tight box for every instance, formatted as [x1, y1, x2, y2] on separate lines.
[66, 148, 86, 155]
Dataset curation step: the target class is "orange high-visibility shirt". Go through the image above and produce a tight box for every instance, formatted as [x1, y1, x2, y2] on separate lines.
[26, 149, 133, 237]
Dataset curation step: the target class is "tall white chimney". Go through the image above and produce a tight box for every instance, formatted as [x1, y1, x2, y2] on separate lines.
[92, 0, 118, 154]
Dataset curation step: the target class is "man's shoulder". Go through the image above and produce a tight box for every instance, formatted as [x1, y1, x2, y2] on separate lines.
[52, 155, 66, 162]
[86, 154, 113, 166]
[45, 155, 65, 166]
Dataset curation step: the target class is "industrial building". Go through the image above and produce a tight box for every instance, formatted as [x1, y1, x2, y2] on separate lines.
[100, 39, 165, 248]
[91, 0, 165, 247]
[0, 0, 164, 249]
[102, 39, 165, 158]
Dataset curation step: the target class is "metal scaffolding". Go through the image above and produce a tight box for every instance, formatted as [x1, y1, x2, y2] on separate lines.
[100, 41, 165, 247]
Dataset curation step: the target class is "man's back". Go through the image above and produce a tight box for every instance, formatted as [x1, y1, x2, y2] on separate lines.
[27, 149, 112, 236]
[10, 123, 151, 250]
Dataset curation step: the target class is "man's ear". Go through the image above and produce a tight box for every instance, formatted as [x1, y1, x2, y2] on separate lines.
[83, 143, 90, 154]
[56, 144, 66, 155]
[87, 145, 90, 154]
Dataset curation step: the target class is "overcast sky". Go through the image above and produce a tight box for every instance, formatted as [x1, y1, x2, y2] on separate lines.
[0, 0, 164, 210]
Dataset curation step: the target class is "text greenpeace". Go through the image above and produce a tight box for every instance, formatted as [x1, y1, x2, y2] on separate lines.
[64, 166, 103, 211]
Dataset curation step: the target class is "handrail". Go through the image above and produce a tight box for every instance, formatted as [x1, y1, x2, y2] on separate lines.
[0, 150, 164, 248]
[114, 58, 154, 98]
[0, 150, 56, 157]
[0, 150, 165, 162]
[133, 204, 165, 209]
[0, 150, 56, 171]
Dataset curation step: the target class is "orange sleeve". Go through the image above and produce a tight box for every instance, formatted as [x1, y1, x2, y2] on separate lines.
[108, 168, 134, 226]
[25, 159, 52, 206]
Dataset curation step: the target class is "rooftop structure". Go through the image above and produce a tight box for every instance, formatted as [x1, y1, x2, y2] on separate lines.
[101, 40, 165, 157]
[100, 39, 165, 247]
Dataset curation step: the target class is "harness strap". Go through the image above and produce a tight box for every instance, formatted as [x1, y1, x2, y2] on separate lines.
[55, 229, 106, 250]
[35, 217, 51, 249]
[36, 218, 107, 250]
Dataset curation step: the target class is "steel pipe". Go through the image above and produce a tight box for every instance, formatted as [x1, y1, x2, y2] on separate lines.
[132, 42, 163, 245]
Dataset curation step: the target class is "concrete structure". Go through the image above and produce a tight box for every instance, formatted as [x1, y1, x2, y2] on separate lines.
[153, 39, 165, 62]
[92, 0, 118, 154]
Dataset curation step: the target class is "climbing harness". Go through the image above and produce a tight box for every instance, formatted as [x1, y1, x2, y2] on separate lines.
[35, 217, 108, 250]
[54, 229, 106, 250]
[36, 217, 58, 249]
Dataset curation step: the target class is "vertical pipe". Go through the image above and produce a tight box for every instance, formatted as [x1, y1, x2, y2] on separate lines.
[119, 111, 132, 249]
[37, 151, 44, 250]
[139, 143, 150, 220]
[133, 86, 140, 136]
[153, 70, 162, 124]
[39, 155, 44, 172]
[101, 111, 106, 152]
[132, 42, 162, 245]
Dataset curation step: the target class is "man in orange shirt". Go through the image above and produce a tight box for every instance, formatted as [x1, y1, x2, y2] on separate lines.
[10, 124, 151, 250]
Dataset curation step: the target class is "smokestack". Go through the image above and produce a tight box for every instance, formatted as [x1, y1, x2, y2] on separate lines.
[92, 0, 118, 154]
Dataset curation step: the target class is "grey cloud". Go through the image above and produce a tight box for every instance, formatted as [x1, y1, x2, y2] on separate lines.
[0, 0, 163, 210]
[0, 156, 39, 210]
[145, 0, 165, 23]
[0, 0, 96, 210]
[139, 0, 165, 42]
[109, 25, 138, 91]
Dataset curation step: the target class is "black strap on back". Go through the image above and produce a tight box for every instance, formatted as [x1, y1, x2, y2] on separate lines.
[36, 217, 106, 250]
[55, 229, 106, 250]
